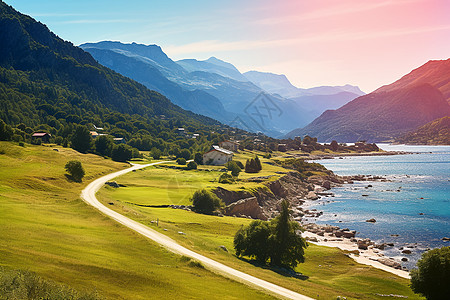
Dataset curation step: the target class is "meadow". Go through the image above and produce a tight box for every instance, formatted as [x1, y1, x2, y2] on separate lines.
[97, 152, 422, 300]
[0, 142, 275, 299]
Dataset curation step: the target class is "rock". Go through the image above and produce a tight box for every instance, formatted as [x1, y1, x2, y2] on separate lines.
[362, 194, 369, 197]
[306, 191, 319, 200]
[418, 213, 424, 215]
[108, 202, 114, 205]
[377, 257, 402, 269]
[366, 218, 376, 223]
[322, 180, 331, 190]
[357, 240, 368, 250]
[219, 245, 228, 252]
[224, 197, 267, 220]
[390, 234, 399, 237]
[386, 243, 394, 247]
[342, 231, 356, 238]
[306, 236, 318, 242]
[402, 249, 412, 254]
[442, 237, 450, 241]
[178, 231, 186, 235]
[53, 148, 59, 152]
[401, 257, 408, 262]
[105, 181, 120, 188]
[375, 243, 386, 250]
[367, 184, 373, 187]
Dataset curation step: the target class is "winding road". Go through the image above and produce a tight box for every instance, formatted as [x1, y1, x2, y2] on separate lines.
[80, 162, 314, 300]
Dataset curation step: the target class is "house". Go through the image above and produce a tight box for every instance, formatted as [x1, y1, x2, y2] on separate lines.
[192, 133, 200, 139]
[219, 140, 239, 152]
[32, 132, 51, 143]
[203, 145, 233, 165]
[113, 137, 125, 144]
[177, 128, 186, 136]
[90, 131, 99, 138]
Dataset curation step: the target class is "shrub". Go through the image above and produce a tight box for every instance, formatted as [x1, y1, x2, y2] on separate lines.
[218, 173, 234, 184]
[245, 156, 262, 173]
[178, 149, 191, 160]
[186, 161, 197, 170]
[191, 189, 224, 214]
[235, 161, 244, 169]
[18, 141, 25, 147]
[65, 160, 85, 182]
[176, 157, 187, 165]
[410, 246, 450, 299]
[225, 161, 241, 177]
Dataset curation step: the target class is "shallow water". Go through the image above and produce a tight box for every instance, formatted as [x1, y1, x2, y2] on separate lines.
[309, 144, 450, 269]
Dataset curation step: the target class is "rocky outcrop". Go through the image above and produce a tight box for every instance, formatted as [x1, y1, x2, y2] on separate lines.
[224, 197, 268, 220]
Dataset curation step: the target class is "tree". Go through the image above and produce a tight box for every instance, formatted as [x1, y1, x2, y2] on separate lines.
[191, 189, 224, 214]
[65, 160, 85, 182]
[233, 200, 307, 269]
[245, 156, 262, 173]
[178, 149, 191, 160]
[111, 144, 132, 162]
[218, 173, 234, 184]
[94, 135, 113, 157]
[151, 147, 162, 159]
[176, 157, 187, 165]
[410, 246, 450, 300]
[194, 152, 203, 165]
[0, 119, 13, 141]
[71, 125, 91, 153]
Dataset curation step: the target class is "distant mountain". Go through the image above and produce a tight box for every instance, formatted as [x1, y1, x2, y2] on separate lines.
[243, 70, 365, 99]
[177, 57, 248, 82]
[395, 116, 450, 145]
[375, 59, 450, 104]
[0, 2, 220, 135]
[286, 60, 450, 142]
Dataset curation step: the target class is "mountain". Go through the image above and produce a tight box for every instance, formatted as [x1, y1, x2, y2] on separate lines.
[375, 59, 450, 104]
[177, 57, 248, 82]
[395, 116, 450, 145]
[286, 60, 450, 142]
[0, 1, 224, 140]
[243, 70, 365, 99]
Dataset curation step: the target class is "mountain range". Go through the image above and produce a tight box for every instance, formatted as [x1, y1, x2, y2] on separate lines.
[286, 59, 450, 142]
[81, 42, 363, 136]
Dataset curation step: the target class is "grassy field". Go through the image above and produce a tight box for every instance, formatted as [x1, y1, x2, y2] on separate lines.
[0, 142, 275, 299]
[97, 154, 422, 300]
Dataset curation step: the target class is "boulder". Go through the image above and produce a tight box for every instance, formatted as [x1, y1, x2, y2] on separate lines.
[377, 257, 402, 269]
[442, 237, 450, 241]
[105, 181, 120, 188]
[366, 218, 376, 223]
[402, 249, 412, 254]
[322, 180, 331, 190]
[224, 197, 267, 220]
[306, 191, 319, 200]
[219, 245, 228, 252]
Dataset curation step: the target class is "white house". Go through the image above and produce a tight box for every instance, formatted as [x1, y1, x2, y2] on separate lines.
[203, 145, 233, 165]
[219, 140, 239, 152]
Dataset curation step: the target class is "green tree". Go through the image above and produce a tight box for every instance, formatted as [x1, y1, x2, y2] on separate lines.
[191, 189, 224, 214]
[0, 119, 13, 141]
[194, 152, 203, 165]
[225, 161, 241, 177]
[111, 144, 132, 162]
[233, 200, 307, 269]
[410, 246, 450, 300]
[254, 155, 262, 171]
[71, 125, 91, 153]
[151, 147, 162, 159]
[178, 148, 191, 160]
[94, 135, 113, 157]
[177, 157, 187, 165]
[65, 160, 85, 182]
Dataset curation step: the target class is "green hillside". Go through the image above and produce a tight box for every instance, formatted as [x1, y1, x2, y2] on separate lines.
[395, 116, 450, 145]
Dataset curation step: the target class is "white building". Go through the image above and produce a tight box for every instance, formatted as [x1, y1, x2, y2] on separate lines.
[203, 145, 233, 165]
[219, 140, 239, 152]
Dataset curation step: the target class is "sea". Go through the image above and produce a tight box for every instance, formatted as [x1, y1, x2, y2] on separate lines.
[308, 144, 450, 270]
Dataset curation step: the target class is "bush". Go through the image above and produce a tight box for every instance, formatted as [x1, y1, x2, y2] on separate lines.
[178, 149, 191, 160]
[191, 189, 224, 214]
[18, 141, 25, 147]
[65, 160, 85, 182]
[225, 161, 241, 177]
[218, 173, 234, 184]
[233, 200, 307, 269]
[410, 246, 450, 299]
[186, 161, 197, 170]
[235, 161, 244, 169]
[177, 157, 187, 165]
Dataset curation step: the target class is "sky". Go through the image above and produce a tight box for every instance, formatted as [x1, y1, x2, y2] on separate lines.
[4, 0, 450, 93]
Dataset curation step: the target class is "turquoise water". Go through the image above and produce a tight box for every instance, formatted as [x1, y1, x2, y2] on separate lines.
[310, 144, 450, 269]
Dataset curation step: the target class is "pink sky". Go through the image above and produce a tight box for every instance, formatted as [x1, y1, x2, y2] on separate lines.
[7, 0, 450, 93]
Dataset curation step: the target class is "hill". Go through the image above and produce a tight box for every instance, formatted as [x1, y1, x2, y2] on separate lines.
[286, 60, 450, 142]
[395, 116, 450, 145]
[177, 57, 248, 82]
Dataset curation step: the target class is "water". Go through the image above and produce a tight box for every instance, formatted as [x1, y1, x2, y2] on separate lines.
[309, 144, 450, 269]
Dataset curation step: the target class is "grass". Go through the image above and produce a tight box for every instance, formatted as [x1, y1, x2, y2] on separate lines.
[0, 142, 275, 299]
[97, 153, 423, 300]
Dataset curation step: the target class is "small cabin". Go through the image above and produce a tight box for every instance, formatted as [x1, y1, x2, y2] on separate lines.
[32, 132, 51, 143]
[90, 131, 99, 138]
[219, 140, 239, 152]
[203, 145, 233, 165]
[177, 128, 186, 136]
